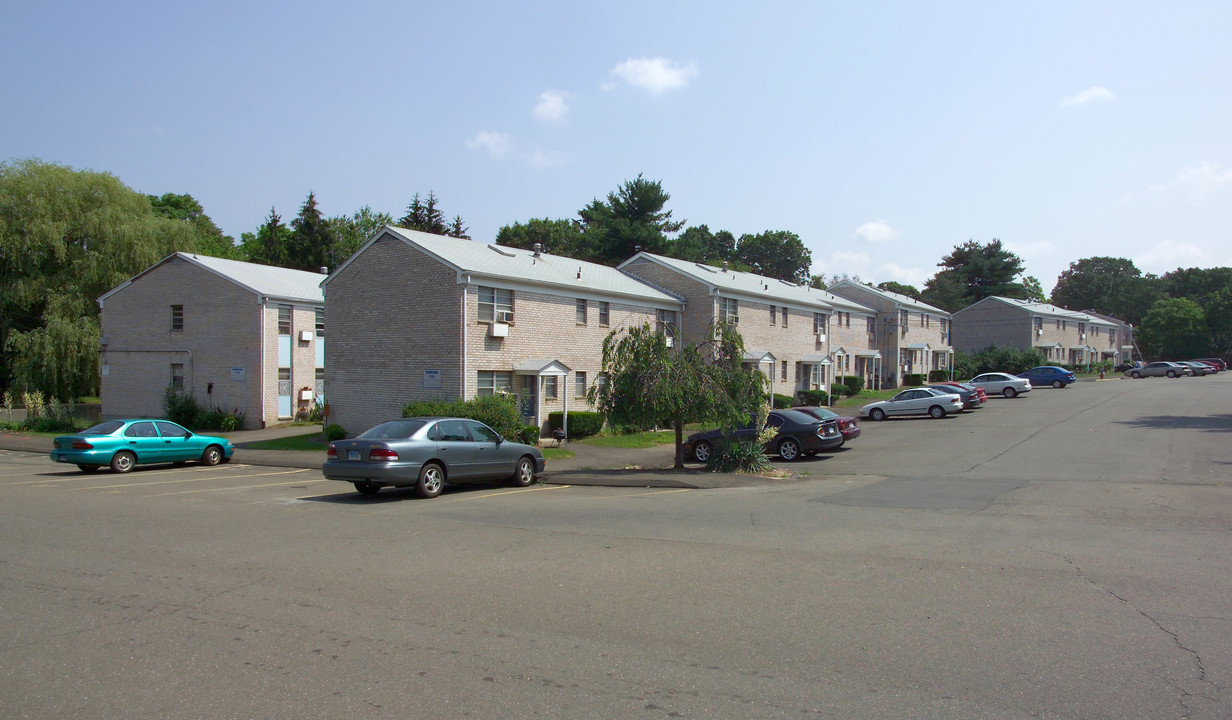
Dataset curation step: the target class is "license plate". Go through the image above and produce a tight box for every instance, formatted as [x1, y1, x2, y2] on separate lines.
[54, 454, 66, 462]
[347, 450, 361, 461]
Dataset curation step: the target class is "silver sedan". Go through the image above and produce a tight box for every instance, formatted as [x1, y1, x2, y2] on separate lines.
[968, 372, 1033, 398]
[1124, 362, 1190, 379]
[862, 387, 964, 420]
[322, 417, 546, 498]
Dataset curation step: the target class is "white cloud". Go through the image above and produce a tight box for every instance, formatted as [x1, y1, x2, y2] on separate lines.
[609, 57, 698, 95]
[1061, 86, 1115, 107]
[1135, 240, 1209, 274]
[1150, 161, 1232, 204]
[527, 149, 567, 168]
[534, 91, 569, 123]
[875, 262, 931, 289]
[465, 131, 512, 158]
[854, 219, 901, 244]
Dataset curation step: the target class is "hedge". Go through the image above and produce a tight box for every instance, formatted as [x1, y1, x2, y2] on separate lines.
[772, 393, 794, 409]
[928, 370, 951, 382]
[403, 394, 526, 441]
[546, 411, 604, 438]
[797, 389, 829, 406]
[829, 383, 848, 398]
[837, 375, 864, 394]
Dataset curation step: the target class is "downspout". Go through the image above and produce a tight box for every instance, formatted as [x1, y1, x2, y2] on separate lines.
[460, 276, 469, 399]
[259, 298, 267, 427]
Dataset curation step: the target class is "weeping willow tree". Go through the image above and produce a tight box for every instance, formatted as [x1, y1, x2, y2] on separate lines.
[0, 158, 199, 399]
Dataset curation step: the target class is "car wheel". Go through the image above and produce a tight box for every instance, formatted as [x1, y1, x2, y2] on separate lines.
[1052, 380, 1063, 388]
[1130, 371, 1141, 379]
[416, 462, 444, 499]
[353, 481, 381, 496]
[1003, 387, 1017, 398]
[692, 440, 713, 463]
[76, 464, 101, 473]
[200, 445, 223, 466]
[1166, 370, 1177, 378]
[928, 405, 946, 419]
[869, 408, 886, 421]
[110, 451, 136, 474]
[511, 456, 536, 487]
[778, 437, 800, 461]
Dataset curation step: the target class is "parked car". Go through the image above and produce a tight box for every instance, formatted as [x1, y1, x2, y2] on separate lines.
[1176, 361, 1211, 376]
[861, 387, 963, 421]
[791, 406, 861, 445]
[925, 383, 980, 410]
[1190, 360, 1220, 373]
[1124, 362, 1189, 379]
[1194, 357, 1227, 371]
[322, 417, 545, 498]
[1018, 366, 1077, 388]
[683, 409, 843, 463]
[50, 419, 234, 473]
[968, 372, 1033, 398]
[936, 380, 988, 403]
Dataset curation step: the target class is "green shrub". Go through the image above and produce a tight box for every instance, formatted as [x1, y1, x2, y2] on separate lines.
[903, 374, 926, 386]
[838, 376, 865, 394]
[928, 370, 950, 382]
[325, 424, 347, 441]
[163, 388, 203, 428]
[706, 436, 772, 474]
[546, 411, 604, 438]
[23, 415, 80, 433]
[518, 425, 541, 444]
[830, 383, 848, 398]
[797, 389, 829, 406]
[403, 394, 524, 441]
[771, 393, 794, 409]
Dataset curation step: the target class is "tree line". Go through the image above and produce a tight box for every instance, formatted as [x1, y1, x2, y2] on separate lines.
[2, 157, 1228, 399]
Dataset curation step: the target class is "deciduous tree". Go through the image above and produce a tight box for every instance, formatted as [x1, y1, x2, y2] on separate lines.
[1136, 297, 1208, 359]
[734, 230, 812, 284]
[148, 192, 241, 259]
[495, 218, 590, 260]
[328, 206, 393, 269]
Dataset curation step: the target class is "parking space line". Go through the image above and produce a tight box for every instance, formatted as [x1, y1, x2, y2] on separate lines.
[153, 474, 322, 496]
[78, 468, 311, 490]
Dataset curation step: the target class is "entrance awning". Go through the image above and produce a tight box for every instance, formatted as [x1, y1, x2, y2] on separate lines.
[854, 349, 881, 358]
[513, 359, 571, 375]
[742, 350, 777, 363]
[905, 343, 930, 350]
[800, 354, 831, 364]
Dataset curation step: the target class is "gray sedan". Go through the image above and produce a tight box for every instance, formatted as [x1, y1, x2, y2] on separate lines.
[323, 417, 546, 498]
[1124, 362, 1189, 379]
[862, 387, 964, 420]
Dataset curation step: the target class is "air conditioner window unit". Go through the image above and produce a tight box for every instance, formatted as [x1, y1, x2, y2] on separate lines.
[490, 323, 509, 338]
[496, 311, 514, 323]
[816, 333, 826, 342]
[300, 330, 314, 342]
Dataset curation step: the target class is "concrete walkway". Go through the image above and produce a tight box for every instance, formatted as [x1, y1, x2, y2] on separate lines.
[0, 426, 777, 489]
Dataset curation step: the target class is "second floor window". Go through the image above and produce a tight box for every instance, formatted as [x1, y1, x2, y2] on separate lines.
[479, 286, 513, 323]
[576, 299, 587, 325]
[770, 306, 776, 325]
[315, 308, 325, 337]
[171, 305, 183, 331]
[657, 309, 678, 338]
[599, 301, 610, 326]
[781, 306, 788, 328]
[814, 313, 827, 334]
[278, 305, 291, 335]
[719, 298, 739, 324]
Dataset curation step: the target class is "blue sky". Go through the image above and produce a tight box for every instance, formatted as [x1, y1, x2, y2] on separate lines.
[5, 1, 1230, 293]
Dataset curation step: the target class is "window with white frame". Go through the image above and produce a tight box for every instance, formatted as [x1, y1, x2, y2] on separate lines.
[576, 299, 587, 325]
[780, 360, 787, 381]
[575, 372, 586, 398]
[476, 370, 513, 396]
[278, 305, 291, 335]
[781, 306, 788, 328]
[719, 297, 739, 324]
[479, 287, 513, 323]
[543, 376, 558, 399]
[814, 313, 827, 334]
[599, 301, 610, 326]
[315, 308, 325, 337]
[657, 309, 678, 339]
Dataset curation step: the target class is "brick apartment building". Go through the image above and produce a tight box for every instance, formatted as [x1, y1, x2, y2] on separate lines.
[98, 252, 328, 428]
[950, 297, 1123, 366]
[826, 281, 954, 387]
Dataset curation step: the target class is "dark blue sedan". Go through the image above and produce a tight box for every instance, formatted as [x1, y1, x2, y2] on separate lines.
[1018, 366, 1077, 388]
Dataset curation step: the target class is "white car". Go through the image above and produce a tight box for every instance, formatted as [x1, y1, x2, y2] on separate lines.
[862, 387, 964, 420]
[968, 372, 1032, 398]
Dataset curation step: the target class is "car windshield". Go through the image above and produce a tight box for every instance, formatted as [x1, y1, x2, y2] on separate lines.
[773, 409, 820, 425]
[81, 421, 124, 435]
[359, 420, 427, 439]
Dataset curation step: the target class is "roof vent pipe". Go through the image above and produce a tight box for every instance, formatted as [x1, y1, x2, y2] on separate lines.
[722, 261, 729, 272]
[319, 267, 328, 274]
[532, 242, 542, 257]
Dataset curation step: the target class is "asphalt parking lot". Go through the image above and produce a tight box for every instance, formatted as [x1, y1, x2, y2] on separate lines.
[2, 375, 1230, 719]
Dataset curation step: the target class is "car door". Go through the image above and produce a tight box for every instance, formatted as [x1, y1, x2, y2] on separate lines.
[122, 421, 162, 462]
[465, 420, 513, 480]
[432, 419, 478, 480]
[154, 421, 199, 462]
[887, 390, 918, 416]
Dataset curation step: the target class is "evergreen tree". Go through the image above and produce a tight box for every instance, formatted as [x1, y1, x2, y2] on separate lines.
[578, 175, 685, 265]
[447, 215, 471, 240]
[922, 239, 1029, 311]
[287, 191, 335, 272]
[398, 191, 449, 235]
[239, 207, 292, 267]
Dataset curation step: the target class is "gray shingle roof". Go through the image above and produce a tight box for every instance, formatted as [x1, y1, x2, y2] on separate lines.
[974, 297, 1117, 326]
[330, 226, 682, 305]
[619, 252, 849, 312]
[99, 252, 326, 305]
[828, 280, 949, 315]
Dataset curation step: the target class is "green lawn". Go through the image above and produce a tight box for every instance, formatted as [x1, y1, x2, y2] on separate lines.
[576, 430, 678, 448]
[541, 447, 574, 460]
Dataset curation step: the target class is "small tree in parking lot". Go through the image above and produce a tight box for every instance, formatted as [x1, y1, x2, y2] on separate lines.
[588, 322, 765, 469]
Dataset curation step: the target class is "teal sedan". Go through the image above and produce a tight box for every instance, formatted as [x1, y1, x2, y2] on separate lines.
[50, 419, 234, 473]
